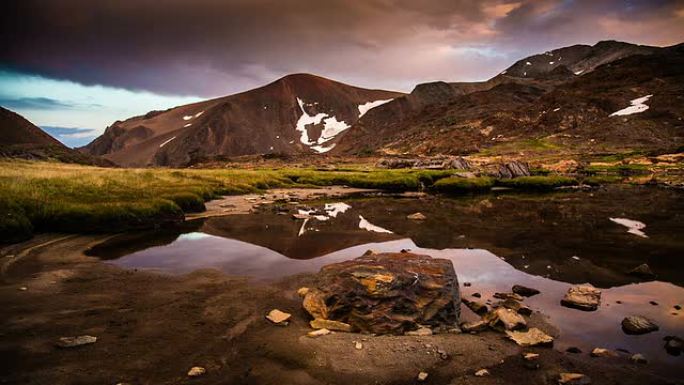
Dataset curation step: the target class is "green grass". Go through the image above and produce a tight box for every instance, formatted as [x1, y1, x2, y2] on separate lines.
[495, 176, 578, 190]
[432, 177, 494, 193]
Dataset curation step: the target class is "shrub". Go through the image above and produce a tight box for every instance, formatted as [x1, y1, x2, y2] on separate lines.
[432, 177, 494, 193]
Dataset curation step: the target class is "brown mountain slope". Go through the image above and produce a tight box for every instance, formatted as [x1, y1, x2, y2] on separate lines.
[83, 74, 404, 167]
[332, 41, 681, 156]
[0, 107, 111, 165]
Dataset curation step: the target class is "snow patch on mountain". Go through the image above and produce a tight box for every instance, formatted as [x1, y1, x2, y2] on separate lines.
[159, 136, 176, 148]
[358, 99, 394, 118]
[295, 97, 352, 153]
[610, 95, 653, 117]
[295, 97, 327, 145]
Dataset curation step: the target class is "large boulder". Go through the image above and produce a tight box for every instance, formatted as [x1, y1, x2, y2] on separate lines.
[303, 251, 461, 335]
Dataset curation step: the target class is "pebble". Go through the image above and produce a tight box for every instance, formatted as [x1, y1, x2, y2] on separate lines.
[354, 341, 363, 350]
[56, 335, 97, 348]
[306, 328, 331, 338]
[474, 369, 490, 377]
[266, 309, 291, 325]
[18, 286, 28, 291]
[630, 353, 647, 364]
[417, 371, 429, 382]
[558, 373, 591, 385]
[590, 347, 617, 357]
[187, 367, 206, 377]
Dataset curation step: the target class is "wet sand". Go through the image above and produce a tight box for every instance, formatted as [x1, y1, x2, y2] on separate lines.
[1, 235, 679, 385]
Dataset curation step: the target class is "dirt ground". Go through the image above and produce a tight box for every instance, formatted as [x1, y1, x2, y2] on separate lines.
[1, 232, 679, 385]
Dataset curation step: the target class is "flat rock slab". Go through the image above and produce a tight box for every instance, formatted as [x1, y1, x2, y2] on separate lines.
[561, 286, 601, 311]
[306, 251, 461, 335]
[56, 335, 97, 348]
[505, 328, 554, 347]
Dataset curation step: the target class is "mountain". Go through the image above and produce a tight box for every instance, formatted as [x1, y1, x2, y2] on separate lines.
[0, 107, 111, 165]
[83, 74, 404, 167]
[332, 41, 683, 156]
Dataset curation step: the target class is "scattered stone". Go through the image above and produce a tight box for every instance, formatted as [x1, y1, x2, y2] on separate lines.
[310, 252, 460, 335]
[498, 298, 532, 316]
[292, 213, 310, 219]
[566, 347, 582, 354]
[523, 352, 540, 361]
[306, 328, 331, 338]
[18, 286, 28, 291]
[486, 308, 526, 331]
[523, 352, 541, 370]
[310, 318, 352, 332]
[187, 367, 206, 377]
[664, 336, 683, 356]
[405, 327, 433, 336]
[474, 369, 490, 377]
[512, 284, 540, 297]
[55, 335, 97, 348]
[560, 286, 601, 311]
[649, 301, 658, 306]
[471, 292, 481, 298]
[417, 371, 429, 382]
[461, 320, 488, 333]
[296, 287, 310, 297]
[627, 263, 655, 279]
[463, 282, 471, 287]
[621, 315, 659, 335]
[558, 373, 591, 385]
[407, 212, 427, 220]
[674, 305, 682, 310]
[462, 297, 489, 315]
[590, 348, 617, 357]
[447, 327, 462, 334]
[493, 292, 524, 301]
[302, 289, 328, 320]
[630, 353, 647, 364]
[437, 348, 448, 360]
[505, 328, 554, 347]
[266, 309, 291, 325]
[354, 341, 363, 350]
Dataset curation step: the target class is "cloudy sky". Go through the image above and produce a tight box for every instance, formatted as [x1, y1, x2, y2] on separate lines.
[2, 0, 683, 146]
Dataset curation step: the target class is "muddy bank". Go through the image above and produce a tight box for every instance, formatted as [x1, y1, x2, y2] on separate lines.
[0, 235, 679, 385]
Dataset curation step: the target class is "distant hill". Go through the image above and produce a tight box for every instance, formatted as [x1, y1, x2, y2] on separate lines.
[82, 74, 403, 167]
[0, 107, 112, 166]
[332, 41, 683, 156]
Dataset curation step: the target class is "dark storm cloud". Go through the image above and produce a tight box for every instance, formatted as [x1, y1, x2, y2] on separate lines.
[2, 0, 683, 97]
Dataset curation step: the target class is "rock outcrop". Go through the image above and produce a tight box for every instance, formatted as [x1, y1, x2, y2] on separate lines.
[621, 316, 659, 335]
[302, 251, 461, 335]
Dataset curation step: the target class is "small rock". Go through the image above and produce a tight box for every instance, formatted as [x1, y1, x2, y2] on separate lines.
[493, 292, 524, 301]
[461, 320, 488, 333]
[498, 298, 532, 316]
[18, 286, 28, 291]
[292, 213, 310, 219]
[302, 289, 328, 319]
[306, 328, 331, 338]
[405, 327, 433, 336]
[649, 301, 658, 306]
[462, 297, 489, 315]
[512, 284, 540, 297]
[471, 292, 482, 298]
[674, 305, 681, 310]
[297, 287, 310, 297]
[437, 348, 448, 360]
[590, 347, 617, 357]
[627, 263, 655, 279]
[630, 353, 647, 364]
[474, 369, 490, 377]
[621, 315, 659, 335]
[561, 286, 601, 311]
[664, 336, 683, 356]
[354, 341, 363, 350]
[558, 373, 591, 385]
[523, 352, 540, 361]
[463, 282, 472, 287]
[266, 309, 291, 325]
[486, 308, 526, 331]
[56, 335, 97, 348]
[566, 347, 582, 354]
[310, 318, 352, 332]
[417, 371, 429, 382]
[448, 327, 462, 334]
[407, 212, 427, 220]
[505, 328, 554, 347]
[187, 367, 206, 377]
